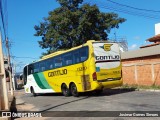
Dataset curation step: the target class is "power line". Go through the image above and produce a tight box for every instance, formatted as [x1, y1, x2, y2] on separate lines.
[107, 0, 160, 13]
[0, 0, 7, 40]
[98, 3, 160, 19]
[11, 56, 39, 59]
[3, 0, 8, 36]
[84, 0, 160, 20]
[0, 28, 7, 56]
[0, 0, 8, 57]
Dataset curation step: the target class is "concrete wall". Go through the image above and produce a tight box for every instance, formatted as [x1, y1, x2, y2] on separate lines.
[122, 55, 160, 86]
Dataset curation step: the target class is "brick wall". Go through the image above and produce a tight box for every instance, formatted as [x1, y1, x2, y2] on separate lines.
[122, 55, 160, 86]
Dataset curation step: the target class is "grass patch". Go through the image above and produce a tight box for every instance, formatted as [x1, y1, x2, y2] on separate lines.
[122, 84, 160, 90]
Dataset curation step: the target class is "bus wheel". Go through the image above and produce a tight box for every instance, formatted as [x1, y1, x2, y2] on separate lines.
[70, 83, 79, 97]
[31, 87, 36, 97]
[61, 84, 71, 97]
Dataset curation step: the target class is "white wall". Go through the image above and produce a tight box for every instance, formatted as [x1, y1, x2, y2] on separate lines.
[155, 23, 160, 35]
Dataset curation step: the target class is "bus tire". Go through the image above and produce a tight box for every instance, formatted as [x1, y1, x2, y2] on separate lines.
[70, 83, 79, 97]
[31, 87, 36, 97]
[61, 84, 71, 97]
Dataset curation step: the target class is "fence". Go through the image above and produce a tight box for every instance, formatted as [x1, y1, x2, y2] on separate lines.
[122, 62, 160, 86]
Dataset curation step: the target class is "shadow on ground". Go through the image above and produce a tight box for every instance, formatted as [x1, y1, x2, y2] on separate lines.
[10, 88, 137, 119]
[33, 87, 137, 97]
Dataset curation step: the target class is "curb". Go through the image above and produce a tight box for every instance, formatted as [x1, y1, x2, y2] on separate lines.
[138, 89, 160, 92]
[16, 99, 25, 105]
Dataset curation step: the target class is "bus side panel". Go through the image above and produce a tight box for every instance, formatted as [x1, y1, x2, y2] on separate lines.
[24, 73, 54, 94]
[42, 45, 93, 93]
[43, 62, 91, 93]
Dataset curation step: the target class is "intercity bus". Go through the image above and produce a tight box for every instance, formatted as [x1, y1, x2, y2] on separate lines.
[23, 40, 122, 97]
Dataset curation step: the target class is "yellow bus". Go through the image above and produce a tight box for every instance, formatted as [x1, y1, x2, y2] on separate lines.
[23, 40, 122, 97]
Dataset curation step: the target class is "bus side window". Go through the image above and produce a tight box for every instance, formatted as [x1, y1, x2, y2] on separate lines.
[66, 60, 72, 65]
[34, 63, 39, 73]
[80, 47, 88, 62]
[39, 61, 45, 72]
[81, 57, 87, 61]
[46, 59, 53, 70]
[55, 56, 62, 68]
[64, 54, 73, 66]
[50, 58, 55, 69]
[73, 51, 80, 64]
[28, 64, 33, 75]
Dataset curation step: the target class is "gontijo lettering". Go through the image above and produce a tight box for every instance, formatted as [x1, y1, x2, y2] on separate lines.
[48, 69, 67, 77]
[96, 55, 120, 60]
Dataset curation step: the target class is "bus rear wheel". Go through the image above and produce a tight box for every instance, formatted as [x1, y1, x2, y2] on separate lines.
[61, 84, 71, 97]
[70, 83, 79, 97]
[31, 87, 36, 97]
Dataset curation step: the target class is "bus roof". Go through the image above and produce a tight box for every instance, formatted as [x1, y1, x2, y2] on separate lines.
[27, 40, 116, 64]
[41, 40, 96, 60]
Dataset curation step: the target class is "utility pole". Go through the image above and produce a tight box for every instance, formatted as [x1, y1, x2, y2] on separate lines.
[6, 38, 14, 96]
[0, 32, 9, 110]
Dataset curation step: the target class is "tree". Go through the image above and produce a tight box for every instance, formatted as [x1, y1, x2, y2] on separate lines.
[34, 0, 126, 55]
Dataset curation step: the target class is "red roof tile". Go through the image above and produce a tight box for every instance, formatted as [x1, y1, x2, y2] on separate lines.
[147, 34, 160, 42]
[140, 42, 160, 48]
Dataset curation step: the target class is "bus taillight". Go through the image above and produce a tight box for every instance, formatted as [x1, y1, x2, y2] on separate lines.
[92, 72, 97, 81]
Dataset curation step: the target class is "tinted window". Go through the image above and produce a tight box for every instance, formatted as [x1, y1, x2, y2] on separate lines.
[39, 61, 45, 72]
[55, 56, 62, 68]
[79, 47, 88, 62]
[34, 63, 39, 73]
[45, 59, 51, 70]
[27, 46, 89, 73]
[63, 53, 73, 66]
[73, 51, 80, 64]
[28, 64, 33, 75]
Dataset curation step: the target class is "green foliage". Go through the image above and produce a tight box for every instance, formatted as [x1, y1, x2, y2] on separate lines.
[34, 0, 126, 55]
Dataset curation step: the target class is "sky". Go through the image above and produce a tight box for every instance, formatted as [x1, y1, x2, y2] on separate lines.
[1, 0, 160, 72]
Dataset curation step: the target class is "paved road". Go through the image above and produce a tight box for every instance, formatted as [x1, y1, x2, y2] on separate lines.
[14, 89, 160, 120]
